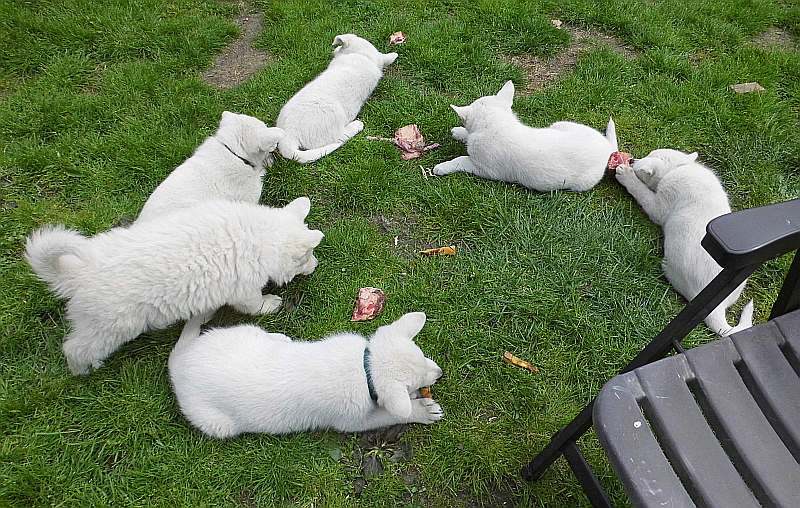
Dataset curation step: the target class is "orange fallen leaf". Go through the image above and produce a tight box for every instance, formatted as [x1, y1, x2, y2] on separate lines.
[419, 245, 456, 256]
[503, 351, 539, 373]
[418, 386, 432, 398]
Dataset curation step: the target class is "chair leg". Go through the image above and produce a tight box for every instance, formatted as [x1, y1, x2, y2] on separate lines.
[521, 404, 594, 481]
[563, 442, 612, 508]
[770, 250, 800, 319]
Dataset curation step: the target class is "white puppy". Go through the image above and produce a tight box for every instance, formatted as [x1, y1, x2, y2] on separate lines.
[137, 111, 285, 222]
[169, 312, 444, 438]
[434, 81, 617, 192]
[25, 198, 322, 375]
[276, 34, 398, 164]
[616, 149, 753, 336]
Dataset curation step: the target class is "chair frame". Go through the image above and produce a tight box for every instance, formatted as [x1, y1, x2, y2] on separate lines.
[521, 199, 800, 507]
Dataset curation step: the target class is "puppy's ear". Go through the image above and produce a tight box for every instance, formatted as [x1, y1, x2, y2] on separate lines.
[392, 312, 427, 339]
[219, 111, 238, 128]
[686, 152, 699, 163]
[382, 52, 398, 66]
[450, 104, 470, 123]
[284, 197, 311, 219]
[260, 127, 285, 152]
[381, 381, 412, 419]
[332, 34, 356, 48]
[304, 230, 324, 248]
[496, 80, 515, 107]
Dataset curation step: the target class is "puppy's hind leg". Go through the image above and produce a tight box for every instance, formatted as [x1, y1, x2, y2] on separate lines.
[62, 325, 128, 375]
[231, 291, 282, 315]
[286, 121, 364, 164]
[433, 156, 476, 176]
[339, 120, 364, 141]
[188, 405, 239, 439]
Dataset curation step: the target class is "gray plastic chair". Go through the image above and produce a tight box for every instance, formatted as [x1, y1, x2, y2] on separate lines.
[522, 199, 800, 507]
[595, 310, 800, 507]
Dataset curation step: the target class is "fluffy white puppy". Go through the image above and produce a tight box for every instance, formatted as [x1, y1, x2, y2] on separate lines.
[137, 111, 285, 223]
[169, 312, 444, 438]
[434, 81, 617, 192]
[276, 34, 398, 164]
[25, 198, 322, 375]
[616, 149, 753, 336]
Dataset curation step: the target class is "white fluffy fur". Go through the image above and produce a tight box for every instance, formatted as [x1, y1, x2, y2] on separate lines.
[25, 198, 323, 375]
[137, 112, 284, 222]
[434, 81, 617, 192]
[276, 34, 397, 164]
[616, 149, 753, 336]
[169, 312, 444, 438]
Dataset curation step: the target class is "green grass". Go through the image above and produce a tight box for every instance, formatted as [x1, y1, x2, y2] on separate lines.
[1, 0, 799, 505]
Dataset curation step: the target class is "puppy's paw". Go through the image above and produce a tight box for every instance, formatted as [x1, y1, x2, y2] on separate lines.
[67, 359, 92, 376]
[348, 120, 365, 135]
[451, 126, 468, 142]
[432, 163, 451, 177]
[411, 397, 444, 424]
[615, 164, 637, 184]
[259, 295, 283, 314]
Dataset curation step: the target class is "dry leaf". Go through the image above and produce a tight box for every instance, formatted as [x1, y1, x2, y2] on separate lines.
[351, 287, 386, 321]
[730, 82, 765, 93]
[419, 246, 456, 256]
[389, 31, 407, 45]
[551, 19, 563, 29]
[418, 386, 432, 398]
[503, 351, 539, 373]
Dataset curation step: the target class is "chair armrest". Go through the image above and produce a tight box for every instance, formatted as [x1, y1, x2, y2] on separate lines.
[702, 199, 800, 269]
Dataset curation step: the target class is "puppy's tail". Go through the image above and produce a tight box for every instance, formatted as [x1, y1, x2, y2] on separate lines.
[25, 225, 90, 298]
[706, 300, 754, 337]
[173, 309, 216, 353]
[605, 117, 618, 151]
[277, 135, 345, 164]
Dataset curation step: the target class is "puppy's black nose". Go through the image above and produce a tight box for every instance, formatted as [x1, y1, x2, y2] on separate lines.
[629, 159, 637, 164]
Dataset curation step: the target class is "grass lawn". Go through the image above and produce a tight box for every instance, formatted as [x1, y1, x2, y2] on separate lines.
[2, 0, 799, 505]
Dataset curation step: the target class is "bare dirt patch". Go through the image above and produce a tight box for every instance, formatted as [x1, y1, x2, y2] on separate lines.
[201, 10, 270, 89]
[507, 26, 637, 94]
[752, 27, 796, 51]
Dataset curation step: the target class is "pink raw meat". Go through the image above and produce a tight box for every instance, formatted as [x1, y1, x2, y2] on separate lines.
[393, 124, 440, 160]
[606, 151, 632, 175]
[389, 31, 406, 45]
[351, 287, 386, 321]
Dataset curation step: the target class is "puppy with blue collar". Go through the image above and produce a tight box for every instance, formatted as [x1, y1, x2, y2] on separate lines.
[169, 312, 444, 438]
